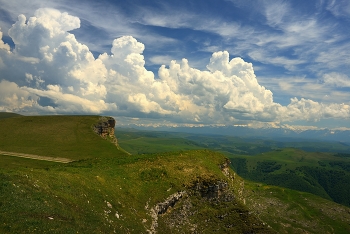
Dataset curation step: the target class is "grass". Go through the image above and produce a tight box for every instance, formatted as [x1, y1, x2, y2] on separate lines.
[0, 149, 247, 233]
[229, 148, 344, 172]
[242, 179, 350, 234]
[1, 116, 350, 233]
[184, 133, 350, 154]
[228, 148, 350, 207]
[0, 115, 125, 160]
[116, 130, 204, 155]
[2, 150, 348, 233]
[1, 115, 267, 233]
[117, 128, 350, 155]
[0, 154, 59, 169]
[0, 112, 22, 119]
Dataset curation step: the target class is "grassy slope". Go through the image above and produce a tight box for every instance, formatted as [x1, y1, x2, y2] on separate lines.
[7, 149, 348, 234]
[0, 112, 22, 119]
[0, 149, 273, 233]
[230, 148, 341, 171]
[0, 154, 59, 169]
[118, 129, 350, 207]
[117, 128, 350, 155]
[0, 116, 271, 233]
[118, 129, 350, 233]
[1, 117, 350, 233]
[117, 130, 204, 155]
[228, 148, 350, 206]
[188, 134, 350, 154]
[241, 179, 350, 234]
[0, 115, 123, 160]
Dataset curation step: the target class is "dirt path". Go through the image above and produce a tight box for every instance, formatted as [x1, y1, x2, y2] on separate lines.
[0, 150, 74, 163]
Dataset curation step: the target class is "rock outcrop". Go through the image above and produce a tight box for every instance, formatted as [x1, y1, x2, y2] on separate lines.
[191, 180, 230, 200]
[148, 191, 187, 234]
[144, 159, 269, 233]
[146, 168, 235, 233]
[155, 191, 186, 215]
[93, 117, 117, 145]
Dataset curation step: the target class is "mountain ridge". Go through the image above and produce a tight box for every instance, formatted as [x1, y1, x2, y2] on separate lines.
[124, 124, 350, 144]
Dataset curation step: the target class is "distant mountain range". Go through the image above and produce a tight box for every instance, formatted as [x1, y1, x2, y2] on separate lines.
[123, 125, 350, 145]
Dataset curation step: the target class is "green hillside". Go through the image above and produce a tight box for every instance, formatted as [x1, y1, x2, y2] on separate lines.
[0, 116, 349, 233]
[116, 128, 350, 155]
[117, 129, 350, 208]
[242, 179, 350, 234]
[0, 115, 123, 160]
[0, 115, 272, 233]
[228, 148, 350, 207]
[0, 112, 22, 119]
[117, 129, 204, 154]
[185, 134, 350, 154]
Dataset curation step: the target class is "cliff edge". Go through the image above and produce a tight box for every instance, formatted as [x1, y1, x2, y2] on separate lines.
[93, 116, 117, 145]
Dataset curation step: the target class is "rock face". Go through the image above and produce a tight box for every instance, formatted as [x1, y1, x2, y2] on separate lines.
[144, 159, 274, 234]
[146, 170, 235, 233]
[148, 191, 187, 234]
[155, 191, 186, 215]
[192, 180, 230, 200]
[93, 117, 117, 144]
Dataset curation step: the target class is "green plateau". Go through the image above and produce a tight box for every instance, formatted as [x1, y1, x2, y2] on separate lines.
[0, 114, 349, 233]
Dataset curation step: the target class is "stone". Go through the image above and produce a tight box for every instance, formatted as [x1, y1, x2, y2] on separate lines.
[93, 117, 118, 145]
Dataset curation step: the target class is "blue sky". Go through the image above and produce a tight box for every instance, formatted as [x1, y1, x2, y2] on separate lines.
[0, 0, 350, 130]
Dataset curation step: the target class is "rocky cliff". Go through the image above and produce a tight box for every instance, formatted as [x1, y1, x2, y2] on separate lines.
[93, 116, 117, 145]
[145, 160, 274, 234]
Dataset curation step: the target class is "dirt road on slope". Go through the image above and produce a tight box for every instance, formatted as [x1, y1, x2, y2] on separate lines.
[0, 150, 74, 163]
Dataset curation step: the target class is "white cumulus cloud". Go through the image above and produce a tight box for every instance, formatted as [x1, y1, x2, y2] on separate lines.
[0, 8, 349, 127]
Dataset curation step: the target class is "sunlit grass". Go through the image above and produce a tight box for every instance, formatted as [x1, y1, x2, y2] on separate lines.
[0, 115, 126, 160]
[1, 116, 350, 233]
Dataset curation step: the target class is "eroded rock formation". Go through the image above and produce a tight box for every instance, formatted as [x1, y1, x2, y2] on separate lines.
[93, 116, 117, 145]
[144, 159, 269, 233]
[146, 168, 235, 233]
[148, 191, 187, 234]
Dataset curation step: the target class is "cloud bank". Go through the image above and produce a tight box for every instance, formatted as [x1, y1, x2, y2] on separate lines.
[0, 8, 349, 126]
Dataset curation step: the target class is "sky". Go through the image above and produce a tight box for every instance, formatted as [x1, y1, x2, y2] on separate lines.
[0, 0, 350, 130]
